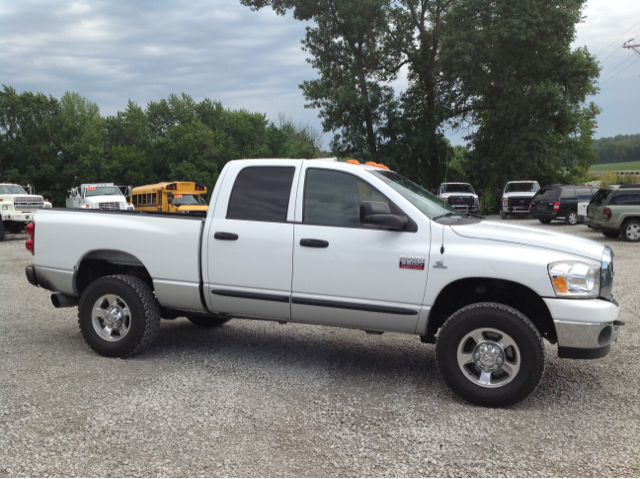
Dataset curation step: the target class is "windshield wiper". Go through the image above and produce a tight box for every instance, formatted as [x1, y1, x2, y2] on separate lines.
[432, 212, 459, 221]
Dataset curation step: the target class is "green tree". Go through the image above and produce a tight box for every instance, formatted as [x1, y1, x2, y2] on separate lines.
[440, 0, 600, 190]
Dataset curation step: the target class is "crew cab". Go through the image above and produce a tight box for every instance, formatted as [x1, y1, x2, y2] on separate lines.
[499, 181, 540, 219]
[0, 183, 51, 241]
[24, 159, 622, 407]
[66, 183, 133, 211]
[437, 182, 479, 213]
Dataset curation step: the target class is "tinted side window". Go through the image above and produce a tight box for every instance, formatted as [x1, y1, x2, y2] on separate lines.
[227, 166, 295, 222]
[610, 192, 640, 206]
[561, 187, 577, 199]
[591, 189, 614, 206]
[304, 169, 389, 228]
[576, 187, 594, 200]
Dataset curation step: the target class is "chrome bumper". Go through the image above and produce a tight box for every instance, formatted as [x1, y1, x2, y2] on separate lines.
[544, 297, 622, 359]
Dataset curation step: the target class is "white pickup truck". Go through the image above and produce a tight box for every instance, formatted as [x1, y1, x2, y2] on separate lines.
[0, 183, 51, 241]
[499, 181, 540, 219]
[24, 159, 622, 407]
[66, 183, 133, 211]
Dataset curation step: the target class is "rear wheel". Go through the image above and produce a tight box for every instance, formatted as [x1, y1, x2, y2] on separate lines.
[538, 218, 551, 224]
[602, 231, 619, 238]
[78, 274, 161, 357]
[435, 302, 545, 407]
[565, 211, 579, 225]
[621, 219, 640, 242]
[187, 315, 230, 328]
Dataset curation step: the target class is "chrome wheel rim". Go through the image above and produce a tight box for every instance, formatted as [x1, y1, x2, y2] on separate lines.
[626, 223, 640, 241]
[568, 212, 578, 225]
[91, 294, 131, 342]
[456, 328, 521, 388]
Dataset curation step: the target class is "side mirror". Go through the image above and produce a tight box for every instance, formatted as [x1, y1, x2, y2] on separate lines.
[360, 201, 407, 231]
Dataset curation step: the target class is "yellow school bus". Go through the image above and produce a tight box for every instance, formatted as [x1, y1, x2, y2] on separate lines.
[130, 182, 209, 214]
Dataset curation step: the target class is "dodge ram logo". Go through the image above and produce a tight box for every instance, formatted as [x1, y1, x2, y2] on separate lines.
[399, 256, 425, 270]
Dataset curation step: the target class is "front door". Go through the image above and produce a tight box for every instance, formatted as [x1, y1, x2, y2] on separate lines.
[291, 166, 429, 333]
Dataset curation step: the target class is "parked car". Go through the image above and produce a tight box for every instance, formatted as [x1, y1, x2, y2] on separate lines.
[499, 181, 540, 219]
[529, 185, 599, 225]
[25, 159, 622, 407]
[437, 182, 479, 213]
[586, 184, 640, 242]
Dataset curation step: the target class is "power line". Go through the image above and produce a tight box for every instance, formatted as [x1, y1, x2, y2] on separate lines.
[600, 53, 636, 79]
[600, 56, 640, 85]
[595, 18, 640, 57]
[599, 46, 621, 65]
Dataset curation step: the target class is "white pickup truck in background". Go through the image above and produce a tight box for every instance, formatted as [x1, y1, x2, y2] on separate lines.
[499, 181, 540, 219]
[0, 183, 51, 241]
[25, 159, 622, 407]
[66, 183, 133, 211]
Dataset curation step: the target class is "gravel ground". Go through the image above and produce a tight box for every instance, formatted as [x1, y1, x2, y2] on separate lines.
[1, 217, 639, 477]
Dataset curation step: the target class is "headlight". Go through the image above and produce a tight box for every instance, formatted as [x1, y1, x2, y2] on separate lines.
[474, 198, 479, 205]
[548, 261, 600, 298]
[503, 199, 508, 206]
[2, 205, 8, 210]
[600, 247, 614, 299]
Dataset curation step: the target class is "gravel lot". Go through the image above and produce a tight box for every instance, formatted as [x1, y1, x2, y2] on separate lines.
[1, 217, 639, 477]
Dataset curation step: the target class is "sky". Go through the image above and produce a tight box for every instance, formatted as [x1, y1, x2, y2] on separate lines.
[0, 0, 638, 149]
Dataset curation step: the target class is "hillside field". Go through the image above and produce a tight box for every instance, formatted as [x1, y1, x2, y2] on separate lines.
[590, 161, 640, 172]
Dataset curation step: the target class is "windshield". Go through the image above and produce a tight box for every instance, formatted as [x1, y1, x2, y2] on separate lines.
[172, 194, 206, 207]
[441, 183, 475, 194]
[372, 171, 469, 222]
[505, 182, 539, 193]
[85, 186, 123, 198]
[0, 185, 28, 195]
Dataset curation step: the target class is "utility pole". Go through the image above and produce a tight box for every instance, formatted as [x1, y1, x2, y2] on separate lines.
[623, 38, 640, 57]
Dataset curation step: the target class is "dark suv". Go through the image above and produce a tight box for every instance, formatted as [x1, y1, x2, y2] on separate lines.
[529, 185, 599, 225]
[586, 184, 640, 242]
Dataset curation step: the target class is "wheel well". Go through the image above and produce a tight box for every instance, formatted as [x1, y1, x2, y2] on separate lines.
[426, 278, 556, 343]
[75, 250, 152, 296]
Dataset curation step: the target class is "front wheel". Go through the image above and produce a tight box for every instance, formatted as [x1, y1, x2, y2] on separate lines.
[621, 219, 640, 242]
[78, 275, 161, 357]
[0, 221, 5, 241]
[435, 302, 545, 407]
[500, 210, 507, 219]
[565, 211, 579, 225]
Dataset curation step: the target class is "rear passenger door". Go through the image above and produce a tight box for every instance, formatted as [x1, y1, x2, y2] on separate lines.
[205, 161, 302, 321]
[560, 187, 577, 215]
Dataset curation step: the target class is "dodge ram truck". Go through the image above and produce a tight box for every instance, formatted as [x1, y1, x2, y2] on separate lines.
[24, 159, 622, 407]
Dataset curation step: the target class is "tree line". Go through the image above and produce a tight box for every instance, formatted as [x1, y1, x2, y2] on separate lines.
[593, 135, 640, 165]
[0, 87, 324, 205]
[242, 0, 601, 190]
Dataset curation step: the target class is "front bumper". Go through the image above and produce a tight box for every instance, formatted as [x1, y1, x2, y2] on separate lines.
[544, 297, 622, 359]
[1, 212, 36, 223]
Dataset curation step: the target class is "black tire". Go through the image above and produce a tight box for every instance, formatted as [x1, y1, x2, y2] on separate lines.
[78, 274, 161, 358]
[621, 218, 640, 242]
[538, 218, 551, 224]
[565, 211, 578, 225]
[500, 210, 507, 220]
[602, 231, 619, 238]
[0, 221, 5, 242]
[186, 315, 230, 328]
[435, 302, 545, 408]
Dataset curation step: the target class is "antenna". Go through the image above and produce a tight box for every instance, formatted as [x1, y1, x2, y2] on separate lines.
[440, 144, 450, 255]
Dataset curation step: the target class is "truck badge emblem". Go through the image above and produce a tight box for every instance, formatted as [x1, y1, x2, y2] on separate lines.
[433, 259, 448, 269]
[399, 256, 425, 270]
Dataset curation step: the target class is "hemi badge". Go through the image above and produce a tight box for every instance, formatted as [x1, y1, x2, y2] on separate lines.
[399, 255, 425, 270]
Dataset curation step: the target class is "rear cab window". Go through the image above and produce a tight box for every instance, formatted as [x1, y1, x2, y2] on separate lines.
[227, 166, 295, 222]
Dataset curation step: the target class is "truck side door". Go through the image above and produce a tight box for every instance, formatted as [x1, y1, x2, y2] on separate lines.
[290, 164, 429, 333]
[204, 161, 302, 321]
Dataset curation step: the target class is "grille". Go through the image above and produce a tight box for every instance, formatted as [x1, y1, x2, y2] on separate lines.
[14, 196, 44, 211]
[448, 196, 473, 208]
[509, 196, 531, 208]
[98, 202, 122, 210]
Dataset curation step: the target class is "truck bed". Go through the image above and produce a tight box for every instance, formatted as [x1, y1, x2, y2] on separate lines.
[32, 208, 205, 311]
